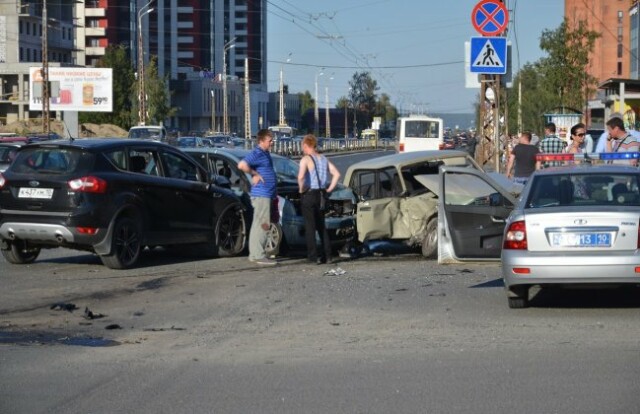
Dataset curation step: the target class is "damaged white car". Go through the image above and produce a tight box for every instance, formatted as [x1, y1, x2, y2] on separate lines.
[344, 150, 505, 258]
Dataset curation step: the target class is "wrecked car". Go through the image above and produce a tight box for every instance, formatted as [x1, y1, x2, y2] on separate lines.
[343, 150, 487, 258]
[183, 147, 356, 256]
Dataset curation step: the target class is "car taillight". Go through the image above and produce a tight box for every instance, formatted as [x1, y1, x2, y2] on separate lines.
[77, 227, 99, 235]
[399, 143, 405, 152]
[68, 176, 107, 193]
[0, 173, 5, 189]
[503, 220, 527, 250]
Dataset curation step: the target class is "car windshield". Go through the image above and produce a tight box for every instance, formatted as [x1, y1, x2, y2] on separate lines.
[10, 147, 93, 174]
[526, 173, 640, 208]
[129, 128, 162, 139]
[272, 157, 299, 181]
[178, 137, 196, 147]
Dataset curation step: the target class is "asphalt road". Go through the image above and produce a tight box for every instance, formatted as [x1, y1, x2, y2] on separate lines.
[2, 149, 640, 413]
[2, 248, 640, 413]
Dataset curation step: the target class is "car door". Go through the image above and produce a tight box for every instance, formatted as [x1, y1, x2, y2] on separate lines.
[438, 166, 517, 263]
[351, 167, 407, 242]
[158, 149, 214, 242]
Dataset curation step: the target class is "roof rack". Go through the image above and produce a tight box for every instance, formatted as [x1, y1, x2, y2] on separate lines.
[536, 152, 640, 164]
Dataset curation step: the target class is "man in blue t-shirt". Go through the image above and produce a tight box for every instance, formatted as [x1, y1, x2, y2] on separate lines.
[238, 129, 278, 265]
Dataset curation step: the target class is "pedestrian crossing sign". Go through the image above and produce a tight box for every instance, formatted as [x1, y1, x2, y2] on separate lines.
[470, 37, 507, 74]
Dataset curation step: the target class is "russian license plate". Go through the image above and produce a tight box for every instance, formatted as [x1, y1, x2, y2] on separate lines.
[18, 187, 54, 199]
[551, 232, 611, 247]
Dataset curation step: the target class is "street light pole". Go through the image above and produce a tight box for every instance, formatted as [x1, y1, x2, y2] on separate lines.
[210, 90, 215, 132]
[314, 70, 323, 136]
[325, 86, 330, 138]
[42, 0, 49, 134]
[137, 0, 154, 126]
[223, 38, 236, 135]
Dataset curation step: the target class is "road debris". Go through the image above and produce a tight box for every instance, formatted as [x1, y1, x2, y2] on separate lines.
[324, 267, 346, 276]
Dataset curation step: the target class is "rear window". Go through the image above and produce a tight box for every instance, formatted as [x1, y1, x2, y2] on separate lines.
[10, 147, 94, 175]
[405, 120, 439, 138]
[527, 173, 640, 208]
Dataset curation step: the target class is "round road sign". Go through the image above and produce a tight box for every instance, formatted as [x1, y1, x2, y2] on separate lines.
[471, 0, 509, 37]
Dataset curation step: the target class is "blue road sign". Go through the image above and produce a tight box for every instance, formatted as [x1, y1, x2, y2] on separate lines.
[470, 37, 507, 74]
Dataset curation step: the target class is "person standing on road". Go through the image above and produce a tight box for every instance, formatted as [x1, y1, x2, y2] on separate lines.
[538, 122, 566, 168]
[565, 123, 587, 154]
[466, 133, 477, 159]
[605, 117, 639, 166]
[237, 129, 278, 265]
[505, 131, 540, 185]
[297, 134, 341, 265]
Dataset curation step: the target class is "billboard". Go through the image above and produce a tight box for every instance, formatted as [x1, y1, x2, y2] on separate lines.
[29, 67, 113, 112]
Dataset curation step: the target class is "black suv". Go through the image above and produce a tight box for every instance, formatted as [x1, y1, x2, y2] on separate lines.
[0, 139, 247, 269]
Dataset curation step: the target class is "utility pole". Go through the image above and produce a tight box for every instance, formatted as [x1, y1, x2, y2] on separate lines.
[278, 65, 285, 126]
[223, 38, 235, 135]
[42, 0, 49, 134]
[210, 90, 215, 132]
[137, 1, 154, 125]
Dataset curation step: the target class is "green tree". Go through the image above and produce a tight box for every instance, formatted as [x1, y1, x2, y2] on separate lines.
[297, 90, 315, 132]
[538, 18, 600, 111]
[137, 56, 178, 125]
[348, 71, 379, 130]
[374, 93, 398, 135]
[79, 44, 135, 129]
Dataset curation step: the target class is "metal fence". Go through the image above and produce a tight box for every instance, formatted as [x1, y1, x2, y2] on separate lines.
[270, 138, 396, 157]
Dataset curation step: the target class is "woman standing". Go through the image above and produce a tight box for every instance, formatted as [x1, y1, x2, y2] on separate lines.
[297, 134, 341, 264]
[565, 123, 587, 154]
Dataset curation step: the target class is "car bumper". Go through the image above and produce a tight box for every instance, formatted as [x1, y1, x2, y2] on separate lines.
[281, 216, 355, 248]
[502, 250, 640, 288]
[0, 222, 108, 247]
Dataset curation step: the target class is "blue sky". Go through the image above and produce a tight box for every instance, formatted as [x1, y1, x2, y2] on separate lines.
[267, 0, 563, 114]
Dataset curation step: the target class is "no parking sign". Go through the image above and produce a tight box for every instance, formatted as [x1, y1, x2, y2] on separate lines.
[471, 0, 509, 36]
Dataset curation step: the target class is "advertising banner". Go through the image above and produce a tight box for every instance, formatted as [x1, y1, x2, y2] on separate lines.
[29, 67, 113, 112]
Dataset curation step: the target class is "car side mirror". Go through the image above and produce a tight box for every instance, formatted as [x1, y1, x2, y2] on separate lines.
[489, 192, 506, 207]
[212, 174, 231, 188]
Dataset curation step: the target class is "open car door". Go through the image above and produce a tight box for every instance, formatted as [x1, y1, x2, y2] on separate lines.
[438, 166, 517, 264]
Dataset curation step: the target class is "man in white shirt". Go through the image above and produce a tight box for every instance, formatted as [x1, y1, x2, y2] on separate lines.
[595, 112, 640, 152]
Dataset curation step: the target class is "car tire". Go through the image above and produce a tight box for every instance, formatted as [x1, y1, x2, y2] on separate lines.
[216, 204, 247, 257]
[1, 241, 41, 264]
[421, 217, 438, 259]
[507, 297, 529, 309]
[100, 217, 142, 269]
[265, 222, 283, 257]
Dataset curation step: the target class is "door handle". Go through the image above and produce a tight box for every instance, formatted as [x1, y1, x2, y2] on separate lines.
[491, 216, 505, 223]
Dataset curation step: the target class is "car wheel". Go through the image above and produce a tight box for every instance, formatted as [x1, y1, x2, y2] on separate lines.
[507, 286, 529, 309]
[1, 241, 41, 264]
[100, 217, 142, 269]
[421, 217, 438, 258]
[216, 205, 247, 257]
[265, 222, 283, 257]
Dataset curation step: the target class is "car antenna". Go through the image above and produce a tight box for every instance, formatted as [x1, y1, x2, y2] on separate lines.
[62, 119, 74, 142]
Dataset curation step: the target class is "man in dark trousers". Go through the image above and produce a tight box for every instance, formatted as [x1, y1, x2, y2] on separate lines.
[505, 131, 540, 185]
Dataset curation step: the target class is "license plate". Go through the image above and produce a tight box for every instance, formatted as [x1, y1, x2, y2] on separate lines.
[18, 187, 54, 199]
[551, 232, 611, 247]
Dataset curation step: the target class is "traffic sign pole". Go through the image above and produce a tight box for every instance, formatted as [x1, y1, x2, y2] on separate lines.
[470, 0, 508, 172]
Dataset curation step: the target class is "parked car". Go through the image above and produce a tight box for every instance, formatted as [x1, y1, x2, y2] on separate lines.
[437, 152, 640, 308]
[182, 147, 356, 256]
[0, 138, 247, 269]
[205, 135, 233, 147]
[0, 143, 23, 172]
[343, 150, 493, 258]
[176, 136, 207, 148]
[127, 125, 168, 142]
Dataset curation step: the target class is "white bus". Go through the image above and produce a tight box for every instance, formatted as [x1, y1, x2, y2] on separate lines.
[396, 115, 444, 152]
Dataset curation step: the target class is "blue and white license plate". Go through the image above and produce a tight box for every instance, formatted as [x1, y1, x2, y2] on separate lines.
[551, 232, 611, 247]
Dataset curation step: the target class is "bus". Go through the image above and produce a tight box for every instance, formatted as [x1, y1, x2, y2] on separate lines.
[396, 115, 444, 153]
[268, 125, 297, 141]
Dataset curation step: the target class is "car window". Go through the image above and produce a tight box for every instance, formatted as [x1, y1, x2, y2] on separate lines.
[211, 156, 245, 190]
[10, 147, 91, 174]
[350, 170, 376, 200]
[129, 149, 160, 176]
[378, 167, 402, 198]
[273, 157, 299, 181]
[161, 151, 200, 181]
[444, 172, 509, 206]
[526, 173, 640, 208]
[104, 149, 127, 170]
